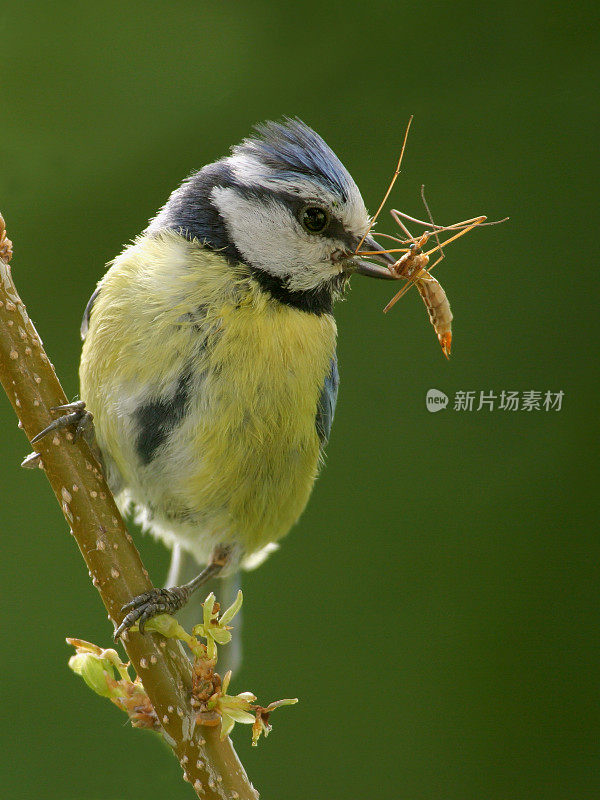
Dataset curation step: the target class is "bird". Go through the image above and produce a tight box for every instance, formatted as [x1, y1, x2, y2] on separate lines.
[32, 118, 397, 639]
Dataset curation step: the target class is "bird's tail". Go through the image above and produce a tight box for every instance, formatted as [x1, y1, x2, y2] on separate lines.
[165, 544, 243, 675]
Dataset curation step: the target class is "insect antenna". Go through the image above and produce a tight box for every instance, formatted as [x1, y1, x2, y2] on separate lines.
[356, 232, 411, 256]
[367, 232, 409, 244]
[389, 209, 420, 244]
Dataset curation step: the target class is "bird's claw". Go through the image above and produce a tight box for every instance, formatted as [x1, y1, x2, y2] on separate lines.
[31, 401, 93, 444]
[114, 586, 190, 640]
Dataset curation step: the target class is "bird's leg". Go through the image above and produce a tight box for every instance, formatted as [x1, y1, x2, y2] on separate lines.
[24, 401, 101, 466]
[31, 400, 93, 443]
[114, 545, 232, 640]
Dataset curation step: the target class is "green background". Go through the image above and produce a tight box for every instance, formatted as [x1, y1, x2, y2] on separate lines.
[1, 2, 596, 798]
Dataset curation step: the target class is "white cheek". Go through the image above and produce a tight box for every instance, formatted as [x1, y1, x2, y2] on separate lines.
[211, 186, 338, 283]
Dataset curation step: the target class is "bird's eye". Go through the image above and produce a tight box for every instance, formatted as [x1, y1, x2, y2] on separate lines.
[300, 206, 329, 234]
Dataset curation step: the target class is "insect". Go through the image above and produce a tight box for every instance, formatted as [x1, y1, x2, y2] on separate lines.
[382, 204, 488, 357]
[387, 225, 455, 358]
[354, 116, 507, 357]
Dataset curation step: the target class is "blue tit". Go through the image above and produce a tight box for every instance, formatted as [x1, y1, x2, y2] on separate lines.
[42, 119, 396, 636]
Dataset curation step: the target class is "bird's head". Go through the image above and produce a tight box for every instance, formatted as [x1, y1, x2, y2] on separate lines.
[148, 118, 395, 312]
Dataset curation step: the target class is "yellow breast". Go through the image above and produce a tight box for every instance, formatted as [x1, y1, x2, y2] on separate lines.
[80, 231, 337, 560]
[189, 285, 337, 554]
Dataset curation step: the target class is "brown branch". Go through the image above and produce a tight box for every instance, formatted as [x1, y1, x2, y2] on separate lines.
[0, 213, 258, 800]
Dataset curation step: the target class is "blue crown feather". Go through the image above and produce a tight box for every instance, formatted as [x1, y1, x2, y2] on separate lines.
[233, 117, 355, 201]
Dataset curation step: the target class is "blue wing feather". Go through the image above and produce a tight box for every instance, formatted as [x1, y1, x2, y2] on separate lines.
[80, 286, 101, 340]
[316, 355, 339, 447]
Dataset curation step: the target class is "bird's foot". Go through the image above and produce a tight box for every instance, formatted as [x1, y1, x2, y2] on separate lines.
[31, 400, 94, 445]
[114, 586, 190, 640]
[24, 401, 101, 467]
[115, 547, 231, 640]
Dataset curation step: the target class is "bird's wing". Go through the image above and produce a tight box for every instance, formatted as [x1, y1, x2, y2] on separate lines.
[315, 354, 339, 447]
[80, 285, 102, 340]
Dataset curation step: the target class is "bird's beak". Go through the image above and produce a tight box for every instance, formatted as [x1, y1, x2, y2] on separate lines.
[351, 235, 397, 280]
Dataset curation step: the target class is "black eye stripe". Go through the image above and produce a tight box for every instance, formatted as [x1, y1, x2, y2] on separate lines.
[326, 216, 351, 242]
[228, 184, 353, 242]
